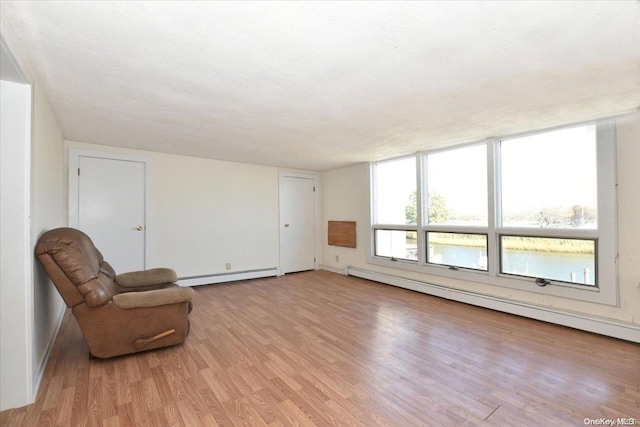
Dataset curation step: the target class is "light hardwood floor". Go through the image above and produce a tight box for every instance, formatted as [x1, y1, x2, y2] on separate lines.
[2, 270, 639, 426]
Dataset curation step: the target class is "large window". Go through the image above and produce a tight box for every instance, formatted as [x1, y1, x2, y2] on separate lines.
[424, 144, 488, 271]
[372, 156, 418, 262]
[500, 125, 598, 229]
[370, 120, 617, 305]
[499, 125, 598, 286]
[426, 144, 487, 226]
[373, 157, 416, 225]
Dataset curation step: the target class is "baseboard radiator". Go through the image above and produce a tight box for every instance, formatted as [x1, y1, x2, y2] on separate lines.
[177, 268, 278, 287]
[341, 265, 640, 343]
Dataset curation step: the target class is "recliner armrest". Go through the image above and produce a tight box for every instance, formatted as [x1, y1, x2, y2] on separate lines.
[115, 268, 178, 288]
[112, 286, 194, 309]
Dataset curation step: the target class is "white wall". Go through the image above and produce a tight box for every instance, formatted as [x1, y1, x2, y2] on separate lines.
[0, 78, 33, 412]
[615, 113, 640, 325]
[321, 113, 640, 327]
[153, 153, 280, 275]
[65, 141, 281, 277]
[1, 22, 67, 410]
[31, 83, 66, 388]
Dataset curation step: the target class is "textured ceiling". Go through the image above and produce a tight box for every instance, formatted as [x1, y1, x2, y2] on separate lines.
[1, 1, 639, 171]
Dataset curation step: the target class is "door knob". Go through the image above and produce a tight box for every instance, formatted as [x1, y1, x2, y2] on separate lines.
[136, 226, 144, 231]
[284, 224, 290, 227]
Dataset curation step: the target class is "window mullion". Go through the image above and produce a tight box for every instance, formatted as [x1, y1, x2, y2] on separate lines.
[416, 153, 426, 264]
[370, 162, 378, 226]
[487, 139, 500, 277]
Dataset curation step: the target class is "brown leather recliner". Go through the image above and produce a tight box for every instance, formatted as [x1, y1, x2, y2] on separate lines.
[35, 227, 194, 358]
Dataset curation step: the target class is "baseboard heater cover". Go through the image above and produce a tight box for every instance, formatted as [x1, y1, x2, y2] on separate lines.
[342, 265, 640, 343]
[177, 268, 278, 287]
[317, 264, 348, 275]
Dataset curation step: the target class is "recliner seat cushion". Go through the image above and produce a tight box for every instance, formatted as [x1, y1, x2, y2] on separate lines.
[112, 286, 194, 309]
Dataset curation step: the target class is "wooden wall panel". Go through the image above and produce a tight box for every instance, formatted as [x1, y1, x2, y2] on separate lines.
[328, 221, 356, 248]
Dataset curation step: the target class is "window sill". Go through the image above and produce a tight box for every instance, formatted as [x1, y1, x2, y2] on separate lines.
[368, 256, 617, 306]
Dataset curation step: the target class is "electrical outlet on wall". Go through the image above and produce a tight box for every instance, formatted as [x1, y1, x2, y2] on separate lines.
[335, 255, 339, 262]
[225, 263, 231, 271]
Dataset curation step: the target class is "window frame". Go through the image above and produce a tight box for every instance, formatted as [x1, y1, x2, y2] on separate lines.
[426, 231, 489, 272]
[373, 229, 419, 262]
[498, 234, 598, 286]
[369, 119, 618, 306]
[370, 155, 420, 264]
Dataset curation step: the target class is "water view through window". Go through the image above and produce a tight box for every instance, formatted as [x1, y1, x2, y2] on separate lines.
[501, 236, 595, 285]
[372, 121, 606, 290]
[427, 232, 487, 270]
[425, 237, 595, 284]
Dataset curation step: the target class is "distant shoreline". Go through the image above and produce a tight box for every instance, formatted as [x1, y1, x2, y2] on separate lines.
[419, 235, 595, 254]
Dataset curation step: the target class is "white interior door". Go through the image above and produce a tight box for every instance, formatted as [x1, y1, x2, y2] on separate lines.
[280, 175, 316, 273]
[76, 155, 147, 272]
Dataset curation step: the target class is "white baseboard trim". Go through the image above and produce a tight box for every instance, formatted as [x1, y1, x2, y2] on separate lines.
[32, 303, 66, 401]
[177, 268, 278, 287]
[346, 266, 640, 343]
[318, 264, 348, 275]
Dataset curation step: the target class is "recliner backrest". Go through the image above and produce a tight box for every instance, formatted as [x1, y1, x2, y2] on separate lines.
[35, 228, 119, 308]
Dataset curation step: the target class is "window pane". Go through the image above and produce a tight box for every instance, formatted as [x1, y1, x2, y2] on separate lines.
[500, 236, 595, 286]
[426, 145, 487, 226]
[427, 232, 487, 271]
[375, 230, 418, 261]
[500, 125, 597, 229]
[374, 157, 416, 225]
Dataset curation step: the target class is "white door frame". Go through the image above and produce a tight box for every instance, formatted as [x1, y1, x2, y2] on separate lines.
[278, 171, 320, 275]
[68, 148, 153, 268]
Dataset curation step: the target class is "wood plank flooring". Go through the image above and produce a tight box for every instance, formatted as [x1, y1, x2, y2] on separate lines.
[2, 270, 639, 426]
